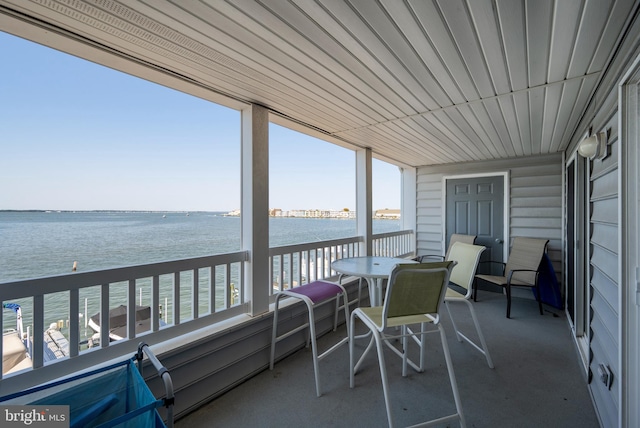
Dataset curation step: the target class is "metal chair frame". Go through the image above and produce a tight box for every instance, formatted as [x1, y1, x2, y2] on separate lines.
[349, 262, 466, 428]
[270, 280, 350, 397]
[444, 242, 494, 368]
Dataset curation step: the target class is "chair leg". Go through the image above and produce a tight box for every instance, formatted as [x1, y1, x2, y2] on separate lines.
[417, 322, 428, 372]
[401, 325, 408, 377]
[269, 295, 282, 370]
[438, 324, 467, 428]
[535, 284, 544, 315]
[464, 300, 494, 368]
[306, 303, 322, 397]
[333, 295, 340, 331]
[445, 301, 463, 342]
[350, 311, 376, 382]
[446, 299, 494, 368]
[505, 284, 511, 318]
[349, 312, 356, 388]
[373, 330, 395, 428]
[310, 290, 350, 397]
[273, 285, 350, 398]
[473, 278, 478, 302]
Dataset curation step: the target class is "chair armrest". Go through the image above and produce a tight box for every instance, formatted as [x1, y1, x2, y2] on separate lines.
[478, 260, 506, 275]
[415, 254, 445, 262]
[506, 268, 539, 285]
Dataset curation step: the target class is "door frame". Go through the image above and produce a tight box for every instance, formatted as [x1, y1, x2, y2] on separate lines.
[620, 55, 640, 428]
[565, 151, 590, 369]
[441, 172, 510, 261]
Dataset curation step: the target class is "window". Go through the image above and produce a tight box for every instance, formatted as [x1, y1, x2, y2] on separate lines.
[0, 31, 243, 343]
[0, 31, 242, 279]
[269, 123, 356, 246]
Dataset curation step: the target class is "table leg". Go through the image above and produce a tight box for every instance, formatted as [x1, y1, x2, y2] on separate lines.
[364, 277, 378, 306]
[375, 278, 384, 306]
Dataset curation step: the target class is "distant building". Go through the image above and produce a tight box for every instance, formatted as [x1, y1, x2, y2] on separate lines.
[229, 208, 395, 220]
[374, 209, 401, 219]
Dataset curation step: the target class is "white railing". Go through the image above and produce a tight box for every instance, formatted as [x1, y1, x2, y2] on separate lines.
[269, 230, 415, 293]
[269, 236, 363, 293]
[0, 229, 414, 386]
[372, 230, 415, 258]
[0, 251, 248, 379]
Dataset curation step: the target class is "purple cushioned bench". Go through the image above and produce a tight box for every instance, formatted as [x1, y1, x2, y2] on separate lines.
[284, 280, 346, 304]
[270, 280, 350, 397]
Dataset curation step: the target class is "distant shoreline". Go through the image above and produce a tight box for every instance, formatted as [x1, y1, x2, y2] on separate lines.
[0, 209, 218, 213]
[0, 209, 401, 219]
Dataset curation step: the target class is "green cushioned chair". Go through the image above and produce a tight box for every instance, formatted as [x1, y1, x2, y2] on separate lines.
[348, 261, 466, 428]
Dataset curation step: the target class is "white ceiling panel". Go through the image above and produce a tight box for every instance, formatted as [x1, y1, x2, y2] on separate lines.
[0, 0, 637, 167]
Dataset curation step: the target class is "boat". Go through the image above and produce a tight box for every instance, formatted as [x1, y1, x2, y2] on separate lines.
[2, 303, 31, 375]
[2, 303, 70, 375]
[88, 305, 162, 342]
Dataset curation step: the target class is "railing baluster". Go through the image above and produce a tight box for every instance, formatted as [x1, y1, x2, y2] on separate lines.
[127, 279, 136, 339]
[152, 275, 160, 331]
[225, 263, 231, 309]
[239, 261, 245, 303]
[193, 268, 199, 320]
[69, 288, 79, 358]
[100, 283, 110, 348]
[33, 295, 44, 368]
[174, 272, 180, 325]
[278, 255, 282, 288]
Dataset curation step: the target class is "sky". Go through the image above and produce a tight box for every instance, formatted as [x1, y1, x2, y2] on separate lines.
[0, 31, 400, 212]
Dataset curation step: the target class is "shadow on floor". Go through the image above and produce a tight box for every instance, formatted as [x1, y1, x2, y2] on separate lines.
[176, 292, 599, 428]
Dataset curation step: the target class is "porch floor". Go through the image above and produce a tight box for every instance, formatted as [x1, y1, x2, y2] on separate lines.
[175, 292, 599, 428]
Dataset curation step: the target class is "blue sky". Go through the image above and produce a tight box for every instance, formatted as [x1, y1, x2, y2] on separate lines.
[0, 31, 400, 212]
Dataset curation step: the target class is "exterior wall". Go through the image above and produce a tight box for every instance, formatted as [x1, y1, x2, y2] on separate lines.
[146, 279, 360, 419]
[588, 119, 619, 428]
[567, 10, 640, 427]
[416, 154, 563, 279]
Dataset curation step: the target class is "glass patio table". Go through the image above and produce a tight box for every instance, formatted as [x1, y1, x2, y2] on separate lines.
[331, 256, 417, 306]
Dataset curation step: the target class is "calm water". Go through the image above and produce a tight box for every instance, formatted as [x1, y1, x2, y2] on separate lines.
[0, 211, 400, 283]
[0, 211, 400, 338]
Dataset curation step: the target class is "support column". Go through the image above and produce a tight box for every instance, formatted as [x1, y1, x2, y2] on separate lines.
[241, 104, 269, 316]
[400, 166, 417, 254]
[356, 148, 372, 255]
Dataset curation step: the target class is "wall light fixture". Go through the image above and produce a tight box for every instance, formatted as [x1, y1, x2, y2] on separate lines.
[578, 130, 609, 160]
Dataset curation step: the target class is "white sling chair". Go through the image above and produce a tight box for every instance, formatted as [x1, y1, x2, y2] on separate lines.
[445, 242, 494, 368]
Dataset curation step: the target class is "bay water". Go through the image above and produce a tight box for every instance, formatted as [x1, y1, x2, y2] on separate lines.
[0, 211, 400, 341]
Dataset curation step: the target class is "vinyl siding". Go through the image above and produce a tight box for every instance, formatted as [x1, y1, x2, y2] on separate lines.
[573, 9, 640, 425]
[587, 123, 620, 428]
[416, 154, 563, 279]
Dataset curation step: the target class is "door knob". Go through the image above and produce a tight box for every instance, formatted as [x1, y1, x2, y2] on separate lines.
[495, 239, 503, 244]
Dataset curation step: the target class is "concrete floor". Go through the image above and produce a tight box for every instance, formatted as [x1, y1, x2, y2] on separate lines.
[175, 292, 599, 428]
